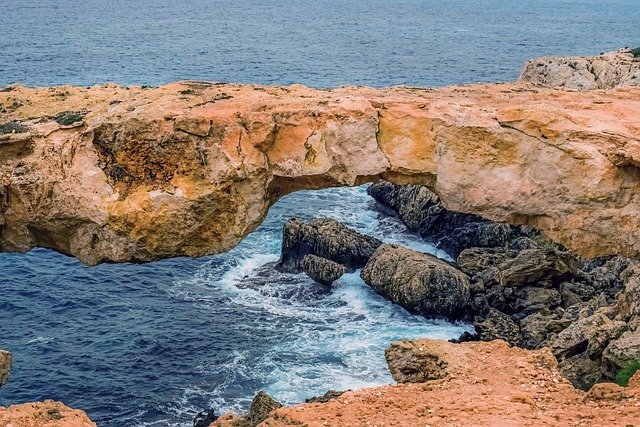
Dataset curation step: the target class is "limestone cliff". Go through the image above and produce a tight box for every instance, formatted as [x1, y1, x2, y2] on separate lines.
[1, 81, 639, 263]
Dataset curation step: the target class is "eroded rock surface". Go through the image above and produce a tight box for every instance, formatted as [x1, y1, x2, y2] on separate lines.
[372, 180, 640, 389]
[1, 81, 640, 263]
[519, 48, 640, 90]
[0, 400, 96, 427]
[276, 218, 381, 272]
[361, 244, 470, 320]
[246, 339, 640, 427]
[0, 350, 11, 387]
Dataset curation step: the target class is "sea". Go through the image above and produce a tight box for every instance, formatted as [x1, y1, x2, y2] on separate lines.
[0, 1, 638, 426]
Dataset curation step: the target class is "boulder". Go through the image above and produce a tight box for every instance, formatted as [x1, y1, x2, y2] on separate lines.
[361, 244, 470, 320]
[244, 391, 282, 427]
[512, 287, 561, 315]
[300, 254, 346, 285]
[367, 182, 522, 257]
[558, 352, 605, 390]
[474, 308, 522, 347]
[276, 218, 381, 272]
[497, 249, 577, 287]
[545, 313, 622, 360]
[193, 409, 217, 427]
[385, 340, 449, 383]
[602, 328, 640, 374]
[456, 247, 519, 278]
[519, 312, 554, 350]
[0, 350, 11, 387]
[615, 262, 640, 321]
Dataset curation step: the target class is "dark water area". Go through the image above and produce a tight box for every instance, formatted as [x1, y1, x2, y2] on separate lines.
[0, 187, 467, 426]
[1, 0, 639, 88]
[1, 1, 639, 425]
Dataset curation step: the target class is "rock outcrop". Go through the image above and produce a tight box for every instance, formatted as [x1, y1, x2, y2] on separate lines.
[0, 400, 96, 427]
[276, 218, 381, 272]
[0, 350, 11, 387]
[1, 81, 640, 263]
[361, 244, 470, 320]
[237, 339, 640, 427]
[371, 180, 640, 389]
[212, 391, 282, 427]
[519, 48, 640, 90]
[299, 254, 346, 285]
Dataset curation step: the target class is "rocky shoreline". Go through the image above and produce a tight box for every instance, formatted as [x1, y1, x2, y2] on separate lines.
[1, 49, 639, 426]
[269, 179, 639, 391]
[1, 50, 640, 264]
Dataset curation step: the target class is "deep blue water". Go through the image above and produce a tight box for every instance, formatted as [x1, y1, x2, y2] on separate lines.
[1, 0, 639, 88]
[1, 1, 639, 426]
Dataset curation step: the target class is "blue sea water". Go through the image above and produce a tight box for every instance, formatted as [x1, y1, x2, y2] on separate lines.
[0, 1, 639, 426]
[1, 0, 639, 88]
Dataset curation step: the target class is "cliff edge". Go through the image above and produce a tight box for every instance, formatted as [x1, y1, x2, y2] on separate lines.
[2, 81, 640, 263]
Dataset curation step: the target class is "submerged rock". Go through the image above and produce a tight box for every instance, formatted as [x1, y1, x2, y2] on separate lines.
[300, 254, 346, 285]
[276, 218, 381, 272]
[361, 244, 470, 320]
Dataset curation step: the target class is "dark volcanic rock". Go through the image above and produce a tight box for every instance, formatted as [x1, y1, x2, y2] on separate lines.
[456, 247, 519, 278]
[385, 340, 449, 383]
[368, 181, 522, 257]
[194, 409, 217, 427]
[615, 262, 640, 321]
[276, 218, 382, 272]
[305, 390, 347, 403]
[474, 308, 522, 347]
[0, 350, 11, 387]
[519, 312, 553, 350]
[245, 391, 282, 427]
[300, 254, 346, 285]
[497, 249, 578, 287]
[361, 244, 470, 320]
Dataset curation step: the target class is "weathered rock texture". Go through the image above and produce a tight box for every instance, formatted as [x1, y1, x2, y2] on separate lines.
[300, 254, 346, 285]
[0, 400, 96, 427]
[520, 48, 640, 90]
[219, 339, 640, 427]
[276, 218, 381, 272]
[1, 81, 640, 263]
[0, 350, 11, 387]
[371, 180, 640, 389]
[361, 244, 470, 320]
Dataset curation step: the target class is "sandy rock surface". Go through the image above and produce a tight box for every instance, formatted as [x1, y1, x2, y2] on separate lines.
[1, 81, 640, 263]
[0, 400, 96, 427]
[234, 339, 640, 427]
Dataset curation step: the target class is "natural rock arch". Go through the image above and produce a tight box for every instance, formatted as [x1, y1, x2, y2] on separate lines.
[1, 82, 639, 264]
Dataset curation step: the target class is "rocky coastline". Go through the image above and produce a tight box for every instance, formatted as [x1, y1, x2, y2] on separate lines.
[1, 50, 639, 426]
[1, 52, 640, 264]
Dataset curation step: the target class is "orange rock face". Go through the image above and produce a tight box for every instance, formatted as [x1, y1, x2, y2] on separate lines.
[1, 82, 639, 263]
[245, 340, 640, 427]
[0, 400, 96, 427]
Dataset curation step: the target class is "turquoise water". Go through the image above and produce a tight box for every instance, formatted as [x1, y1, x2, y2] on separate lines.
[1, 1, 638, 425]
